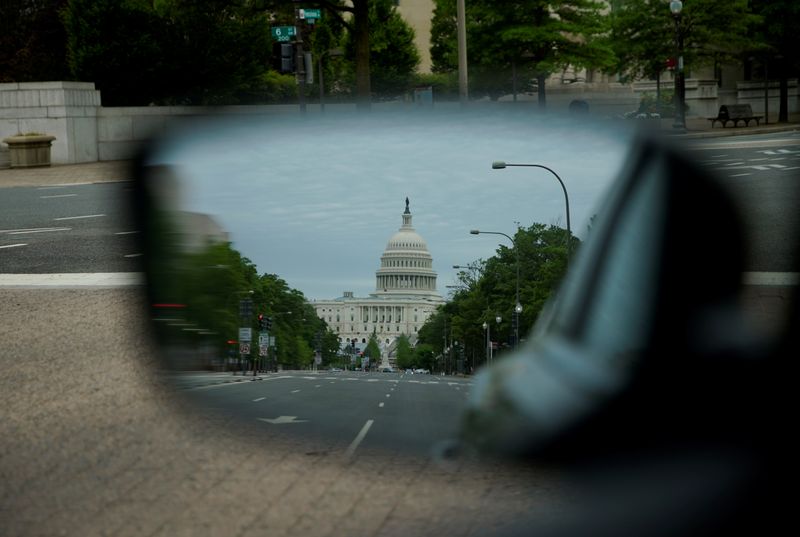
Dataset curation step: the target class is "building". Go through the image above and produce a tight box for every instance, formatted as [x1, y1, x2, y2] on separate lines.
[310, 199, 444, 366]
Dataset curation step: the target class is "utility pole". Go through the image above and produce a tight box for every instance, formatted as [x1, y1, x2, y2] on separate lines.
[294, 3, 307, 113]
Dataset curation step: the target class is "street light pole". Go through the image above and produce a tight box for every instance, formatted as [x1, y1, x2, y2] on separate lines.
[471, 230, 521, 349]
[670, 0, 686, 130]
[491, 161, 572, 258]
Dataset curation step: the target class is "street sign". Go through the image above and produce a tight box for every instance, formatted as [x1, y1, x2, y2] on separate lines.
[239, 327, 252, 342]
[259, 346, 268, 357]
[271, 26, 297, 42]
[240, 343, 250, 354]
[269, 336, 276, 346]
[314, 351, 322, 365]
[299, 8, 321, 20]
[258, 333, 269, 346]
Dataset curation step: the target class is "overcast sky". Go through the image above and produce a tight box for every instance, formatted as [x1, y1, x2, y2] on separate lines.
[150, 108, 633, 301]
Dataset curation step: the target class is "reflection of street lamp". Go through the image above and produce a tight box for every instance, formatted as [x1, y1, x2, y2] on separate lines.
[491, 161, 572, 258]
[669, 0, 686, 130]
[471, 230, 522, 349]
[318, 48, 343, 113]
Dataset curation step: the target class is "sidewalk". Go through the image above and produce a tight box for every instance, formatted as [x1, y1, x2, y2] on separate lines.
[0, 159, 132, 188]
[654, 112, 800, 139]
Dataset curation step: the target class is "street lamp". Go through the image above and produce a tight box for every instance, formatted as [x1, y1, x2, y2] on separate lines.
[491, 161, 572, 258]
[471, 229, 522, 349]
[669, 0, 686, 130]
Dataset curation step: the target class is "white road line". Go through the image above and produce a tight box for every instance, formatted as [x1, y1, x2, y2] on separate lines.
[53, 214, 106, 221]
[379, 402, 385, 408]
[40, 194, 77, 199]
[0, 273, 145, 287]
[115, 230, 140, 235]
[253, 397, 265, 402]
[729, 173, 752, 177]
[0, 243, 26, 249]
[8, 227, 71, 235]
[385, 394, 391, 398]
[784, 166, 800, 171]
[123, 253, 142, 258]
[291, 389, 300, 393]
[345, 419, 374, 459]
[315, 385, 321, 388]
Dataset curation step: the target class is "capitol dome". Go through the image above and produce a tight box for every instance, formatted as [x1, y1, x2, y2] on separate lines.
[375, 199, 438, 297]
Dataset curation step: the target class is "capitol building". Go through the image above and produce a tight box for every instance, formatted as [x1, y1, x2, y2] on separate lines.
[310, 199, 444, 365]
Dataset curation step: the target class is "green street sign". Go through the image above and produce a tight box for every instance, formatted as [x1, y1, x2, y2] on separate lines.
[300, 8, 321, 20]
[271, 26, 297, 42]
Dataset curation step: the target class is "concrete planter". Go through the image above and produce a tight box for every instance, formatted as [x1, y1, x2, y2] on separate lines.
[2, 134, 57, 168]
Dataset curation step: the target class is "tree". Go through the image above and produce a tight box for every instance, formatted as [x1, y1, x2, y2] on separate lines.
[342, 0, 420, 98]
[364, 333, 381, 368]
[395, 335, 414, 370]
[62, 0, 272, 105]
[0, 0, 70, 82]
[749, 0, 800, 122]
[417, 223, 575, 368]
[431, 0, 614, 105]
[610, 0, 757, 83]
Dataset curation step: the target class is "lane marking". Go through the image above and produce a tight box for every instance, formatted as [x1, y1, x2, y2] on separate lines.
[40, 194, 77, 199]
[728, 173, 752, 177]
[291, 389, 300, 393]
[115, 230, 140, 235]
[0, 272, 144, 287]
[123, 253, 142, 258]
[0, 243, 26, 249]
[345, 419, 374, 459]
[379, 402, 385, 408]
[315, 385, 321, 388]
[8, 227, 71, 235]
[53, 214, 106, 221]
[385, 394, 391, 398]
[253, 397, 265, 402]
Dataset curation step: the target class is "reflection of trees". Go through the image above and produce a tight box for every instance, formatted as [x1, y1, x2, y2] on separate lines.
[418, 223, 577, 370]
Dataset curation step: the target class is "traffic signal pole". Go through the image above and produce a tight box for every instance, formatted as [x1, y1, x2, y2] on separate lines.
[295, 6, 306, 113]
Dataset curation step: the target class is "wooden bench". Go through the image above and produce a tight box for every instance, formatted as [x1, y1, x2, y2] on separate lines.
[708, 104, 763, 128]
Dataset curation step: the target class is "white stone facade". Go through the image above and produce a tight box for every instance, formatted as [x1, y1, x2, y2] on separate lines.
[310, 202, 444, 354]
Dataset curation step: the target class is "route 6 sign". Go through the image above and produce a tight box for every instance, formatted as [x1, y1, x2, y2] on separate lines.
[271, 26, 296, 42]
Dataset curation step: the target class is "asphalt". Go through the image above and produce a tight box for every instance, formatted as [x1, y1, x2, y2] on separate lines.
[1, 119, 798, 536]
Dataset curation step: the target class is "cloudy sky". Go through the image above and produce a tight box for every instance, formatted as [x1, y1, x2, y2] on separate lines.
[150, 108, 634, 301]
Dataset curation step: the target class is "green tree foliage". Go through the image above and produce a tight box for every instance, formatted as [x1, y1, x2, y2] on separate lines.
[609, 0, 757, 82]
[0, 0, 70, 82]
[431, 0, 614, 104]
[749, 0, 800, 122]
[394, 334, 414, 370]
[417, 223, 574, 369]
[364, 333, 381, 367]
[333, 0, 420, 99]
[62, 0, 271, 105]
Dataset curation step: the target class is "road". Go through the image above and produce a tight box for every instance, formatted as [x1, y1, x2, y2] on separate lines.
[177, 371, 471, 458]
[0, 181, 140, 273]
[687, 131, 800, 273]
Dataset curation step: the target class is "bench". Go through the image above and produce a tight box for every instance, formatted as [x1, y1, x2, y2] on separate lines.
[708, 104, 763, 128]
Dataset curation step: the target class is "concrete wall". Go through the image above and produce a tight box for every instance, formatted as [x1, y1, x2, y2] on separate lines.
[1, 81, 101, 164]
[737, 79, 799, 118]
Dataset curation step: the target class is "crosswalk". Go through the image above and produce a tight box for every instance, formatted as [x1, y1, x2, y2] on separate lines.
[697, 143, 800, 178]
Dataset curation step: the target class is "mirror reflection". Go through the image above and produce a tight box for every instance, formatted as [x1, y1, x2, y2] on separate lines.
[138, 110, 636, 457]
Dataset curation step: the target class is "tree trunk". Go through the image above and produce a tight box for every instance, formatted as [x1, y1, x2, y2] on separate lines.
[537, 74, 546, 109]
[353, 0, 371, 110]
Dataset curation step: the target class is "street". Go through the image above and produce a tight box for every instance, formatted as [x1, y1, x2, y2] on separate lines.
[177, 371, 471, 458]
[687, 131, 800, 272]
[0, 181, 140, 273]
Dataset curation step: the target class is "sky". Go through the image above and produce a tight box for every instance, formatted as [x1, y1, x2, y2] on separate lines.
[150, 107, 634, 301]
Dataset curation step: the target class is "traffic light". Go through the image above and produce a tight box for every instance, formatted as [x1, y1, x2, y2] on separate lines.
[266, 316, 273, 331]
[258, 314, 266, 331]
[280, 43, 294, 73]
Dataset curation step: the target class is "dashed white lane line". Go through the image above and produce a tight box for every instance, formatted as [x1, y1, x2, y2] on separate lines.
[379, 402, 385, 408]
[40, 194, 77, 199]
[385, 394, 391, 398]
[315, 385, 321, 388]
[53, 214, 106, 221]
[0, 243, 26, 249]
[115, 230, 140, 235]
[124, 253, 143, 258]
[345, 419, 374, 459]
[253, 397, 265, 402]
[291, 389, 301, 393]
[729, 173, 752, 177]
[8, 227, 71, 235]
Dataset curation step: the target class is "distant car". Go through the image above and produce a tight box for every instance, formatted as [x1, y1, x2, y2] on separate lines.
[329, 367, 342, 372]
[414, 368, 429, 374]
[381, 367, 393, 373]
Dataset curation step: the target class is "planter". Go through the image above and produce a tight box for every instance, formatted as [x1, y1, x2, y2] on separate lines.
[2, 134, 56, 168]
